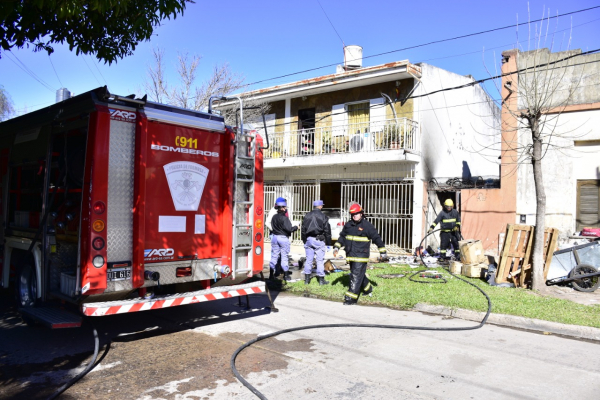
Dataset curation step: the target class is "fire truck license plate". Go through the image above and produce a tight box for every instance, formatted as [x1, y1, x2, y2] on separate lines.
[107, 268, 131, 281]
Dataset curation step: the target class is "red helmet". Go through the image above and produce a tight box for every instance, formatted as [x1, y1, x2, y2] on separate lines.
[349, 203, 363, 215]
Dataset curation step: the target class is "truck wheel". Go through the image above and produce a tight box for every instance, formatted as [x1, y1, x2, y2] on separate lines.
[569, 264, 600, 292]
[15, 263, 38, 308]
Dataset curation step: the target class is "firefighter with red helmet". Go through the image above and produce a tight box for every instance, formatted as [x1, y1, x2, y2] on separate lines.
[333, 203, 388, 305]
[428, 198, 461, 260]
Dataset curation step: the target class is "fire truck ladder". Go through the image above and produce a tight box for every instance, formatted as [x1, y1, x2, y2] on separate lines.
[229, 97, 256, 280]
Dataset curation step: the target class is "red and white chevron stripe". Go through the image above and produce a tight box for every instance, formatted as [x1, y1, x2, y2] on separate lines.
[82, 281, 266, 317]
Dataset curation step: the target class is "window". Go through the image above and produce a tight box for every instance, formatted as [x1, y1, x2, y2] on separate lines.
[577, 180, 600, 231]
[347, 102, 370, 135]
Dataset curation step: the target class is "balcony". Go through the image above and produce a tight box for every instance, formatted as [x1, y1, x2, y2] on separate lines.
[263, 118, 419, 161]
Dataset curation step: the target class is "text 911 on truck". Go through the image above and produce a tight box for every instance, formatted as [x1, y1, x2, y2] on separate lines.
[0, 87, 268, 327]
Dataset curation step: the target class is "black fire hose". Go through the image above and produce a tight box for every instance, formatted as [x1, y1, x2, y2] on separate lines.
[409, 228, 454, 283]
[231, 229, 493, 400]
[47, 324, 101, 400]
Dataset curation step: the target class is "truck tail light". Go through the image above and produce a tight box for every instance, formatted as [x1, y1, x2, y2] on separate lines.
[93, 201, 106, 214]
[92, 256, 105, 268]
[337, 222, 345, 227]
[92, 237, 105, 250]
[93, 219, 105, 232]
[176, 267, 192, 277]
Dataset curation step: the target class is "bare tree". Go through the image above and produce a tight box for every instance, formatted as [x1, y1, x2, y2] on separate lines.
[143, 47, 169, 104]
[0, 85, 15, 121]
[142, 47, 269, 126]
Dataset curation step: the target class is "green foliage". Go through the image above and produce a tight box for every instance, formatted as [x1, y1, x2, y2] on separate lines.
[0, 0, 191, 64]
[283, 264, 600, 328]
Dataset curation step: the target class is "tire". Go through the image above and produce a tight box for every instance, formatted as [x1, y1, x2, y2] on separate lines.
[15, 263, 38, 308]
[569, 264, 600, 292]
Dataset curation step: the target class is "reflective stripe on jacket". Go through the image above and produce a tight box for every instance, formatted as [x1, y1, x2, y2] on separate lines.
[334, 218, 386, 258]
[430, 208, 461, 232]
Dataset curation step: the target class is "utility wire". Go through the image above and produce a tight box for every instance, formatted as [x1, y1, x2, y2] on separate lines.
[90, 55, 108, 84]
[245, 5, 600, 87]
[48, 55, 64, 88]
[316, 0, 345, 47]
[82, 56, 101, 85]
[251, 51, 600, 131]
[5, 52, 55, 92]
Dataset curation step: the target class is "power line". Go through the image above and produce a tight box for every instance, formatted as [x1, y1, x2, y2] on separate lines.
[316, 0, 345, 47]
[90, 55, 107, 84]
[246, 5, 600, 87]
[48, 55, 64, 88]
[5, 52, 55, 92]
[82, 56, 101, 86]
[254, 52, 600, 131]
[419, 17, 600, 65]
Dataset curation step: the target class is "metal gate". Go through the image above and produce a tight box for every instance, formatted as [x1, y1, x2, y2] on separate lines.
[341, 181, 413, 252]
[264, 184, 320, 244]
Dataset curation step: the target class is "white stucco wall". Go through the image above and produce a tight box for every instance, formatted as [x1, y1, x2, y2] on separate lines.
[415, 63, 501, 182]
[516, 109, 600, 237]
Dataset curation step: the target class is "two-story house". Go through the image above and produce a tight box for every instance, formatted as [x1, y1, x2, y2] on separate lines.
[219, 47, 500, 253]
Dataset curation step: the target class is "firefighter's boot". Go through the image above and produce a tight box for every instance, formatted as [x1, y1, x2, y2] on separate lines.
[268, 269, 275, 281]
[283, 271, 293, 281]
[304, 274, 312, 285]
[343, 296, 357, 305]
[318, 276, 330, 286]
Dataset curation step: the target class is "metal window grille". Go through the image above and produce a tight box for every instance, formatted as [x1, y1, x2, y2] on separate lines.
[264, 184, 320, 244]
[341, 182, 414, 252]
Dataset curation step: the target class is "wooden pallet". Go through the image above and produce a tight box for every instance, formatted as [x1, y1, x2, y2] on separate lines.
[496, 224, 559, 288]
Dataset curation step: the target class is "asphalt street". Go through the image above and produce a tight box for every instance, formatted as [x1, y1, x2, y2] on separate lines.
[1, 289, 599, 400]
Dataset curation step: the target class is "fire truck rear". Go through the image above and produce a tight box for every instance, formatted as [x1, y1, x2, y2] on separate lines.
[0, 87, 266, 327]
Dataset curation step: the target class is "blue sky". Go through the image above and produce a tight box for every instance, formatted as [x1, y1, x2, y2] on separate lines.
[2, 0, 599, 116]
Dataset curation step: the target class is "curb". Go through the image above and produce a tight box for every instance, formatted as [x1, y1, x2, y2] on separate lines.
[414, 303, 600, 341]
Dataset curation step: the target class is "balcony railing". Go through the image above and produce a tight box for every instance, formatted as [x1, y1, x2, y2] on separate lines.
[263, 118, 419, 159]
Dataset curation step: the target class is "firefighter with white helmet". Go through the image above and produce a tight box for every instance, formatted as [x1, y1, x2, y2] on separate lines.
[333, 203, 388, 305]
[269, 198, 298, 280]
[428, 198, 461, 260]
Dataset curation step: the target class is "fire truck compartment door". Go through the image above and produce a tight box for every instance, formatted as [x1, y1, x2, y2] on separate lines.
[143, 121, 226, 264]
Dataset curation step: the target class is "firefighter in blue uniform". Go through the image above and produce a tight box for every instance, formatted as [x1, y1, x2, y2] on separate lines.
[428, 198, 461, 260]
[301, 200, 331, 285]
[333, 203, 388, 305]
[269, 198, 298, 280]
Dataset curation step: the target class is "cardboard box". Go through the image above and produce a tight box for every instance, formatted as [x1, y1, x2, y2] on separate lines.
[461, 263, 488, 278]
[459, 240, 486, 264]
[449, 261, 463, 274]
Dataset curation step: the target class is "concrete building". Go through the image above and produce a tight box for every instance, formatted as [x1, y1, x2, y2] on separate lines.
[220, 47, 500, 253]
[461, 48, 600, 254]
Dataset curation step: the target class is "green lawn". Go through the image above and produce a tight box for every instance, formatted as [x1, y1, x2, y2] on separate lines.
[277, 264, 600, 328]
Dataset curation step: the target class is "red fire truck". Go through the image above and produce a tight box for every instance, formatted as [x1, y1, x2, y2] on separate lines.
[0, 87, 267, 327]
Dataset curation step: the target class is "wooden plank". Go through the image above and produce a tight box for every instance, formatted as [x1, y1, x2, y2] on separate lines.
[543, 228, 559, 280]
[521, 226, 534, 288]
[496, 224, 515, 283]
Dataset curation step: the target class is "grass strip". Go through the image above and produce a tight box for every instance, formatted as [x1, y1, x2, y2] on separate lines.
[278, 264, 600, 328]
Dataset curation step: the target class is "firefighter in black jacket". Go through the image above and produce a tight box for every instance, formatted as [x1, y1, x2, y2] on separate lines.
[301, 200, 332, 285]
[428, 198, 461, 260]
[333, 203, 388, 305]
[269, 199, 298, 280]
